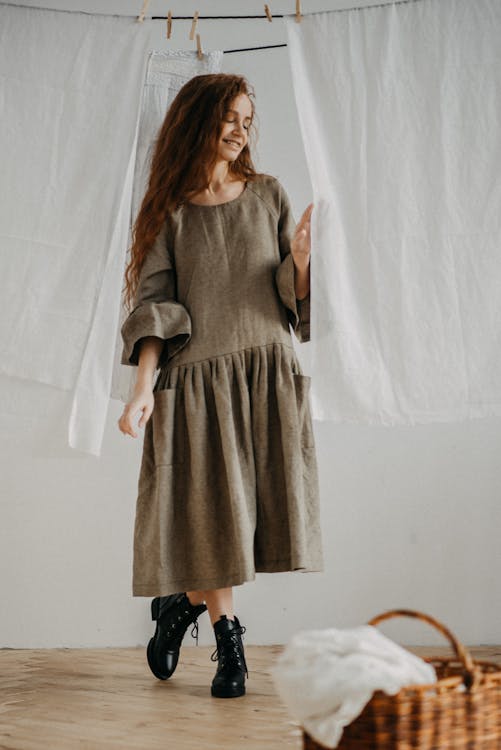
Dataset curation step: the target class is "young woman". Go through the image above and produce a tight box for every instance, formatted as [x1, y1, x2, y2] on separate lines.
[118, 73, 324, 699]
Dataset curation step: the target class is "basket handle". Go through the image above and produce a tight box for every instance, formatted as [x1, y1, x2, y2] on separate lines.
[367, 608, 480, 688]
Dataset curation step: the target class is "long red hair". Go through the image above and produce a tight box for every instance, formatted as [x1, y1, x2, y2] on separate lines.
[122, 73, 266, 311]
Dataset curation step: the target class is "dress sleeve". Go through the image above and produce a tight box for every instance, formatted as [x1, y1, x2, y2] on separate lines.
[120, 220, 192, 368]
[274, 180, 311, 343]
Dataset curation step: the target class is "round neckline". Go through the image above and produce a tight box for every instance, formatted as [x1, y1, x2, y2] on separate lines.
[185, 181, 248, 208]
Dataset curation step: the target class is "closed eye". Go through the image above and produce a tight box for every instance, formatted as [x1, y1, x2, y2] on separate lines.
[225, 121, 250, 129]
[224, 115, 252, 130]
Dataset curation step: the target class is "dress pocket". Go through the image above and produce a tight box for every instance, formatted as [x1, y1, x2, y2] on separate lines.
[292, 373, 316, 449]
[151, 387, 185, 467]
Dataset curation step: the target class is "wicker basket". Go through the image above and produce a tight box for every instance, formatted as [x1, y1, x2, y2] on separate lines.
[303, 608, 501, 750]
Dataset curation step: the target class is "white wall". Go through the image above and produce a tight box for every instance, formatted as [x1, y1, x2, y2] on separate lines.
[2, 0, 501, 649]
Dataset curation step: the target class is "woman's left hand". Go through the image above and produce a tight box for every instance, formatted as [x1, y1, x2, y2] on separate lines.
[291, 203, 314, 271]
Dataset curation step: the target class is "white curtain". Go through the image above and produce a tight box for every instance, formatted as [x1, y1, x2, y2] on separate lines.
[0, 3, 222, 457]
[285, 0, 501, 425]
[0, 3, 151, 457]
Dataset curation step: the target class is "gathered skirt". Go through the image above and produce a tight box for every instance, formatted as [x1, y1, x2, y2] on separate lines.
[132, 340, 324, 596]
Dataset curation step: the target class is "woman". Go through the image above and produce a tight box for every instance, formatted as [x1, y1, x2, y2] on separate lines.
[118, 73, 324, 699]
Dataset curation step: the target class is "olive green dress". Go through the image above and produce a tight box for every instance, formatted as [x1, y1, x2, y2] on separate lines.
[121, 173, 324, 596]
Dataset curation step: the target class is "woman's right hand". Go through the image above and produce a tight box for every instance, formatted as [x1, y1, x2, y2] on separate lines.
[118, 385, 155, 438]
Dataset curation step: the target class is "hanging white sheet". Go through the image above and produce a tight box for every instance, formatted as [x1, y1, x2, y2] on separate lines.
[0, 3, 151, 456]
[0, 2, 222, 456]
[284, 0, 501, 425]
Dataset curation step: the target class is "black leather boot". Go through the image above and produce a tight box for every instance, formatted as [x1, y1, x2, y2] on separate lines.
[210, 614, 248, 698]
[147, 593, 207, 680]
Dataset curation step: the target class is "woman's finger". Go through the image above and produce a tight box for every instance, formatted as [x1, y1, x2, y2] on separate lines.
[118, 402, 140, 437]
[295, 203, 313, 238]
[300, 203, 314, 225]
[123, 413, 138, 438]
[294, 203, 314, 252]
[138, 405, 152, 429]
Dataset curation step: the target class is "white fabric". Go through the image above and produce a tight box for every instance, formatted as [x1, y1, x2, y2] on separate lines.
[0, 3, 150, 456]
[285, 0, 501, 425]
[110, 50, 223, 407]
[271, 624, 438, 749]
[0, 2, 222, 456]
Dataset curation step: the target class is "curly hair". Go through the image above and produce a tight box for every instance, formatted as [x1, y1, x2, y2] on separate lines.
[122, 73, 266, 311]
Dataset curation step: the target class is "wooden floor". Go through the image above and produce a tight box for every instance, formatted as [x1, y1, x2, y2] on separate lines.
[1, 645, 500, 749]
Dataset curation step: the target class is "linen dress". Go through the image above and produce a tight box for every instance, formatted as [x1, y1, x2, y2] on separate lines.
[120, 173, 324, 596]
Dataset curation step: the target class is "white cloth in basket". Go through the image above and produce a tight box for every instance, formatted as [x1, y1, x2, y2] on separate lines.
[271, 625, 437, 749]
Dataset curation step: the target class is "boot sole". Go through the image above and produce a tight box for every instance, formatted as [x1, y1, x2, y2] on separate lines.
[211, 684, 246, 698]
[147, 597, 177, 680]
[146, 635, 172, 680]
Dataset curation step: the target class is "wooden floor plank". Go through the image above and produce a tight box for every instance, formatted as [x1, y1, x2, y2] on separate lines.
[1, 645, 499, 749]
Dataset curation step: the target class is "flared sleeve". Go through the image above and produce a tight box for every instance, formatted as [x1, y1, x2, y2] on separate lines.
[274, 181, 311, 343]
[120, 219, 192, 368]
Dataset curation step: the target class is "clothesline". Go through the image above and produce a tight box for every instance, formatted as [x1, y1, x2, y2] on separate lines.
[144, 4, 300, 55]
[146, 0, 425, 21]
[146, 0, 426, 55]
[0, 0, 428, 20]
[151, 14, 290, 55]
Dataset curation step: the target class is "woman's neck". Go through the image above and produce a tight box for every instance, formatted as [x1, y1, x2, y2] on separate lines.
[185, 159, 244, 205]
[206, 160, 236, 193]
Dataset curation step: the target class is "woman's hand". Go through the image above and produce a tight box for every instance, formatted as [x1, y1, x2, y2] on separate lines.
[291, 202, 313, 299]
[118, 385, 155, 438]
[291, 203, 313, 272]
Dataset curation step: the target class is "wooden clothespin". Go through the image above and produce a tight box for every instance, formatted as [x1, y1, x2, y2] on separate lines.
[166, 10, 172, 39]
[295, 0, 302, 23]
[136, 0, 150, 23]
[264, 4, 273, 22]
[189, 10, 199, 40]
[196, 32, 203, 60]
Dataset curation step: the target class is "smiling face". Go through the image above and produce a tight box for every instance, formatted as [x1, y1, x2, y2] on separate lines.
[217, 93, 253, 163]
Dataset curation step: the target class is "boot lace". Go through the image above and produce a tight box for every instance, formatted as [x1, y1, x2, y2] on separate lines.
[190, 620, 200, 646]
[160, 600, 204, 646]
[210, 624, 248, 677]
